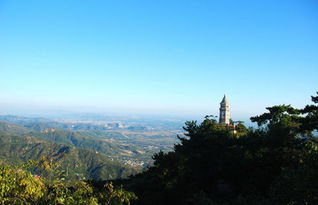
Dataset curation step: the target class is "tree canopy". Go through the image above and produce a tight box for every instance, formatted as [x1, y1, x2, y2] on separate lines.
[124, 92, 318, 205]
[0, 157, 137, 205]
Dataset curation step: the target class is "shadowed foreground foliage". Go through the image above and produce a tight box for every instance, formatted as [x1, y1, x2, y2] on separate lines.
[122, 93, 318, 205]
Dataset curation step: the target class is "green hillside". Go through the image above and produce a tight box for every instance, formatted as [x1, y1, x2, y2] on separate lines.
[29, 129, 149, 164]
[0, 131, 137, 180]
[0, 118, 162, 166]
[0, 121, 30, 135]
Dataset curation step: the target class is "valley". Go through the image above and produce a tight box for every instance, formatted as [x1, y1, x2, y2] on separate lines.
[0, 114, 183, 180]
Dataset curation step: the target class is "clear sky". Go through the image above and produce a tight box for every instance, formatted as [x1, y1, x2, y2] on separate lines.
[0, 0, 317, 119]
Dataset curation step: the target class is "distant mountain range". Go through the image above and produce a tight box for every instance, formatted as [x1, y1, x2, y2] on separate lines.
[0, 121, 138, 180]
[0, 115, 180, 180]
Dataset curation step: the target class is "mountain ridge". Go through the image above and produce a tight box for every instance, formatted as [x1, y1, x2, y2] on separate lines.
[0, 122, 138, 180]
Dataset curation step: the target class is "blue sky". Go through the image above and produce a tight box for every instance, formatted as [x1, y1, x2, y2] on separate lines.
[0, 0, 317, 119]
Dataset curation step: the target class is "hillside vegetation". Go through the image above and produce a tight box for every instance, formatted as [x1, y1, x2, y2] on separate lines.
[0, 116, 179, 166]
[29, 129, 148, 164]
[0, 160, 137, 205]
[0, 130, 137, 180]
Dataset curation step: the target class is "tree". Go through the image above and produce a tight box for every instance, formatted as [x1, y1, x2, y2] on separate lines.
[0, 162, 45, 204]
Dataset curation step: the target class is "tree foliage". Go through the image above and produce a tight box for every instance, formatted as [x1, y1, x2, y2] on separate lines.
[0, 157, 137, 205]
[124, 92, 318, 205]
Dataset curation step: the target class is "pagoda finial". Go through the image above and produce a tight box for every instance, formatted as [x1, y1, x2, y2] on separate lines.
[221, 94, 228, 104]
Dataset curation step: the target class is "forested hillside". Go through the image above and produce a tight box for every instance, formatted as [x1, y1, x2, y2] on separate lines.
[0, 129, 137, 180]
[28, 129, 149, 165]
[0, 116, 179, 166]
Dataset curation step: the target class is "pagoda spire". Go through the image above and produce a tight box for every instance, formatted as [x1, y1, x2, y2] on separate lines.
[219, 95, 230, 125]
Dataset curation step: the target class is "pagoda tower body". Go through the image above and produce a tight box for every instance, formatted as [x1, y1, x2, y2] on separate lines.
[219, 95, 230, 125]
